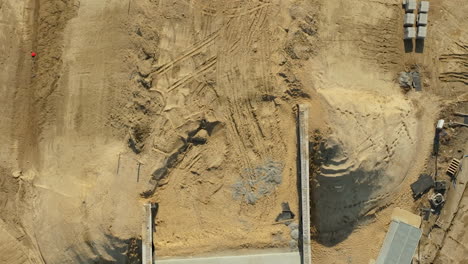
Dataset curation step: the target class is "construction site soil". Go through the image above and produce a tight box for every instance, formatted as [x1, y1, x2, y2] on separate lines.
[0, 0, 467, 263]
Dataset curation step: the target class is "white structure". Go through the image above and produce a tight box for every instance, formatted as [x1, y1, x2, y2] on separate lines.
[419, 1, 430, 13]
[142, 203, 153, 264]
[157, 252, 301, 264]
[298, 104, 312, 264]
[437, 119, 445, 130]
[404, 27, 416, 39]
[404, 0, 416, 12]
[376, 220, 422, 264]
[404, 13, 415, 26]
[418, 13, 428, 26]
[417, 26, 427, 39]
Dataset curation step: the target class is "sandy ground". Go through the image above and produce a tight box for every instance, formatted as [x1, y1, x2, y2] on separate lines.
[0, 0, 467, 263]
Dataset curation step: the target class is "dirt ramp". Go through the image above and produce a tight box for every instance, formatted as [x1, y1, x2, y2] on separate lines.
[311, 88, 420, 243]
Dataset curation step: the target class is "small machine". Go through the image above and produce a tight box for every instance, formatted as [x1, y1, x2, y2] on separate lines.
[429, 193, 445, 209]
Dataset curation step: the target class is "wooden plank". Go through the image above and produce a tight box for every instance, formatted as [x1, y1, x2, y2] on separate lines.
[142, 203, 153, 264]
[298, 104, 312, 264]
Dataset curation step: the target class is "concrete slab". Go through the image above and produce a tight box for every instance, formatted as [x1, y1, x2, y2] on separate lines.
[298, 104, 312, 264]
[157, 252, 301, 264]
[142, 203, 153, 264]
[418, 13, 428, 26]
[404, 13, 415, 26]
[419, 1, 430, 13]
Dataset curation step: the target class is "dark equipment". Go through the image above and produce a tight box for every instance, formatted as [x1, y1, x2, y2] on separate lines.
[411, 174, 434, 199]
[434, 181, 447, 194]
[429, 193, 445, 209]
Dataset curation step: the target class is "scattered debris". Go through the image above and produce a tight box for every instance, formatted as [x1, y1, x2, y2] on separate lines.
[399, 72, 413, 89]
[421, 208, 431, 221]
[275, 202, 295, 222]
[399, 71, 422, 90]
[410, 173, 434, 199]
[434, 181, 447, 194]
[232, 160, 284, 204]
[290, 229, 299, 240]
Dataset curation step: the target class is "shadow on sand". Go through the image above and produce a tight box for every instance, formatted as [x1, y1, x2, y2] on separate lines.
[304, 132, 383, 247]
[415, 39, 425, 53]
[404, 39, 413, 53]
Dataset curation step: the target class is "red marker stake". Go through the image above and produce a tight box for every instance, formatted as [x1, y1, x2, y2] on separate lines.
[31, 52, 37, 57]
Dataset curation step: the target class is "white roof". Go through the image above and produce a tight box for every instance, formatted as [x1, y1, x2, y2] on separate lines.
[418, 13, 428, 25]
[404, 13, 415, 26]
[420, 1, 430, 13]
[404, 27, 416, 39]
[376, 221, 422, 264]
[405, 0, 417, 12]
[417, 26, 427, 39]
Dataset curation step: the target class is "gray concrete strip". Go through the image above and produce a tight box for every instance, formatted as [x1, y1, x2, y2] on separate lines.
[157, 252, 301, 264]
[142, 203, 153, 264]
[298, 104, 312, 264]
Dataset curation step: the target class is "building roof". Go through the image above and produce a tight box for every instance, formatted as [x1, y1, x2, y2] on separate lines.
[418, 13, 428, 25]
[404, 27, 416, 39]
[404, 13, 415, 26]
[417, 26, 427, 39]
[376, 221, 422, 264]
[420, 1, 430, 13]
[405, 0, 417, 12]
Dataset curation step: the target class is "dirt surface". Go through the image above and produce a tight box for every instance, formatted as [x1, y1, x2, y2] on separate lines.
[0, 0, 467, 263]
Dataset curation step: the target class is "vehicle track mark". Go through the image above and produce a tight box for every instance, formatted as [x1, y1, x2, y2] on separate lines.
[166, 56, 217, 92]
[226, 3, 271, 18]
[439, 72, 468, 85]
[155, 31, 219, 75]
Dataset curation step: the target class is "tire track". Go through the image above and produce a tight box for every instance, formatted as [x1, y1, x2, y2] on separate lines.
[226, 3, 271, 18]
[439, 72, 468, 85]
[439, 53, 468, 85]
[155, 31, 219, 75]
[165, 55, 217, 92]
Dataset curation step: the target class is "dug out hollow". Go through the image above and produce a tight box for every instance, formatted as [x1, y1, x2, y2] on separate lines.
[309, 118, 420, 246]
